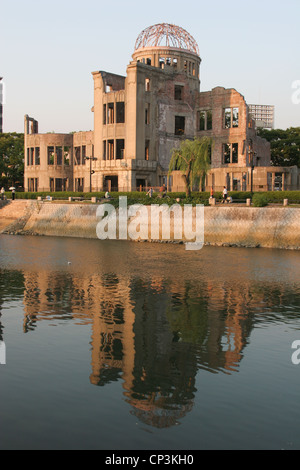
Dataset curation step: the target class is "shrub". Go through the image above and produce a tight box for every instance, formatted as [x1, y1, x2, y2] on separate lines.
[9, 190, 300, 205]
[228, 191, 253, 201]
[262, 191, 300, 204]
[252, 194, 269, 207]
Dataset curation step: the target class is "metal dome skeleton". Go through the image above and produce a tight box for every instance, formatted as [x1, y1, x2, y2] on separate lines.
[134, 23, 200, 56]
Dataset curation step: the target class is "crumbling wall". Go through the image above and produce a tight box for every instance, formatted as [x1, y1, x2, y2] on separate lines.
[99, 71, 126, 92]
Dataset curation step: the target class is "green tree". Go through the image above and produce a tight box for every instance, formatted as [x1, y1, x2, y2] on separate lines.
[169, 137, 212, 196]
[258, 127, 300, 167]
[0, 133, 24, 188]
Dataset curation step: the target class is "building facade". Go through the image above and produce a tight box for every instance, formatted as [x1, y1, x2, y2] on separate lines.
[24, 23, 300, 193]
[248, 104, 275, 129]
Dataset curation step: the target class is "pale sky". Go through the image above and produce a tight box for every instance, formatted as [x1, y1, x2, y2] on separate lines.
[1, 0, 299, 133]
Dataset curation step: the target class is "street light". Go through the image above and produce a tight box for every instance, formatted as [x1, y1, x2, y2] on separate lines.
[248, 140, 257, 195]
[85, 156, 97, 192]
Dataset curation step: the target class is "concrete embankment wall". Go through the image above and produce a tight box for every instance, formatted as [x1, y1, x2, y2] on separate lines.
[204, 206, 300, 249]
[23, 203, 99, 239]
[1, 201, 300, 250]
[0, 200, 38, 233]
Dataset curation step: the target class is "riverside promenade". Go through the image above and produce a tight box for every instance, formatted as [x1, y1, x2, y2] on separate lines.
[0, 199, 300, 250]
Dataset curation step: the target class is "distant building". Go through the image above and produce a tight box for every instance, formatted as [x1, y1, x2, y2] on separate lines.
[0, 77, 3, 133]
[24, 24, 299, 192]
[248, 104, 275, 129]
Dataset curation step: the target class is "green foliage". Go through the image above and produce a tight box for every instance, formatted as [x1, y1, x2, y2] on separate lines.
[0, 133, 24, 188]
[258, 127, 300, 167]
[255, 191, 300, 204]
[9, 190, 300, 206]
[226, 191, 253, 200]
[252, 194, 269, 207]
[12, 191, 105, 200]
[169, 137, 213, 196]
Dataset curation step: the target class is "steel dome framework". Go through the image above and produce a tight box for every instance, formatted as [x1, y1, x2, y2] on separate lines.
[134, 23, 200, 56]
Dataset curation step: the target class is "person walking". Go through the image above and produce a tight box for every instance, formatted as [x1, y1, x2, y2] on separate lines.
[222, 186, 228, 204]
[12, 189, 16, 201]
[1, 187, 5, 201]
[160, 183, 167, 198]
[147, 187, 153, 198]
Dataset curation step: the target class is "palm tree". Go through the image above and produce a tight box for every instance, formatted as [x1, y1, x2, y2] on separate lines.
[169, 137, 212, 197]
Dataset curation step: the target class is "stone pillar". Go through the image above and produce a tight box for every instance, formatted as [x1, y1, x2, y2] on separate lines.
[98, 174, 104, 192]
[282, 172, 285, 191]
[230, 173, 234, 192]
[272, 173, 275, 191]
[283, 199, 288, 206]
[246, 198, 251, 207]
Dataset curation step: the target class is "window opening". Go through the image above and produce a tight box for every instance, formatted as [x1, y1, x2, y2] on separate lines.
[103, 104, 107, 125]
[108, 103, 114, 124]
[35, 147, 40, 166]
[224, 107, 239, 128]
[103, 141, 107, 161]
[175, 85, 183, 100]
[81, 146, 86, 165]
[116, 140, 125, 160]
[116, 102, 125, 123]
[232, 108, 239, 128]
[145, 140, 150, 161]
[108, 140, 114, 160]
[74, 147, 81, 166]
[223, 143, 239, 164]
[64, 147, 70, 166]
[47, 146, 55, 165]
[56, 146, 62, 166]
[175, 116, 185, 136]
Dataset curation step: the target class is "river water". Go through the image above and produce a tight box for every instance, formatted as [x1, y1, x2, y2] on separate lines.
[0, 234, 300, 450]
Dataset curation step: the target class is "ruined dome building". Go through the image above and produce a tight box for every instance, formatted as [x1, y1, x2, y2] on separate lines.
[24, 23, 298, 193]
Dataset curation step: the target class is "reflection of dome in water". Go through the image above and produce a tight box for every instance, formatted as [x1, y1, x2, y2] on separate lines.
[128, 395, 194, 429]
[134, 23, 199, 56]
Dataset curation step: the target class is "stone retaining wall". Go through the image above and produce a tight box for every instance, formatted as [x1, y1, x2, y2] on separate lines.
[1, 201, 299, 250]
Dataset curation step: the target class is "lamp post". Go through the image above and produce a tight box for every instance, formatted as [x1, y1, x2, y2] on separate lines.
[250, 153, 254, 194]
[85, 156, 97, 192]
[248, 140, 257, 195]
